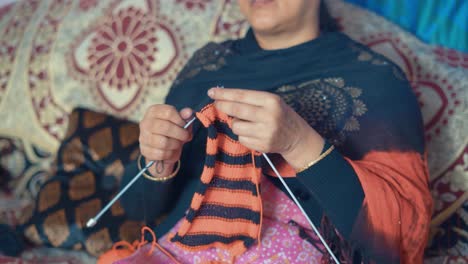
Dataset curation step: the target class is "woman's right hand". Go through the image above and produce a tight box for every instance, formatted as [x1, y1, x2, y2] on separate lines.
[139, 104, 193, 177]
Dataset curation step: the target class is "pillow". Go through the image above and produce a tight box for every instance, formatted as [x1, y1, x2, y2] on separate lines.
[0, 0, 242, 237]
[0, 0, 244, 213]
[0, 165, 8, 190]
[326, 0, 467, 256]
[18, 108, 148, 256]
[0, 137, 54, 200]
[344, 0, 468, 52]
[0, 0, 236, 155]
[0, 137, 54, 227]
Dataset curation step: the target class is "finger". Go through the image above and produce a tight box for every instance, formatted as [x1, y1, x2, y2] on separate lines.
[147, 105, 185, 127]
[180, 107, 193, 121]
[140, 145, 179, 162]
[208, 88, 275, 107]
[180, 107, 195, 139]
[231, 118, 262, 138]
[139, 132, 183, 150]
[143, 119, 190, 142]
[214, 101, 262, 122]
[237, 136, 265, 153]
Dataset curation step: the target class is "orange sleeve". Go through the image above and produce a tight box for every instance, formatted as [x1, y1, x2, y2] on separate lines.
[346, 151, 432, 263]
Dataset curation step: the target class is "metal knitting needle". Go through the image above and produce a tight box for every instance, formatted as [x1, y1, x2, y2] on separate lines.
[262, 153, 341, 264]
[86, 116, 197, 228]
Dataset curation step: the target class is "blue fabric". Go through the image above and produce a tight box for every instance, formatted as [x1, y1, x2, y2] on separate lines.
[345, 0, 468, 52]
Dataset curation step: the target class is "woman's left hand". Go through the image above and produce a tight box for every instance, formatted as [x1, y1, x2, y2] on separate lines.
[208, 87, 324, 170]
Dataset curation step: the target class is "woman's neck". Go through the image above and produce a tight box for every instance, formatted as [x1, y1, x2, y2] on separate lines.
[253, 25, 320, 50]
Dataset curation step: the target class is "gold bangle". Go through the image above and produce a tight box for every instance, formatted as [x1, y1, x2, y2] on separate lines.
[296, 145, 335, 173]
[137, 155, 180, 182]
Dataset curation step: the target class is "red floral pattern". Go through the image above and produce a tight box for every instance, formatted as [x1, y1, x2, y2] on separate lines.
[433, 47, 468, 69]
[176, 0, 211, 10]
[88, 7, 158, 90]
[0, 0, 40, 105]
[78, 0, 98, 11]
[68, 0, 187, 113]
[0, 3, 13, 19]
[27, 0, 72, 140]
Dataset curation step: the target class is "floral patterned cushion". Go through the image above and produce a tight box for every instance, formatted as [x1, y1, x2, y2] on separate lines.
[18, 108, 143, 257]
[0, 0, 239, 154]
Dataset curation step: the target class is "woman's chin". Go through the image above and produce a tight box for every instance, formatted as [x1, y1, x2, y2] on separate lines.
[249, 18, 281, 35]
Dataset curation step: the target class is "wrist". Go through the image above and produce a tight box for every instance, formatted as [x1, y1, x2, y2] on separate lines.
[139, 156, 177, 178]
[138, 155, 181, 182]
[148, 161, 177, 177]
[281, 127, 324, 171]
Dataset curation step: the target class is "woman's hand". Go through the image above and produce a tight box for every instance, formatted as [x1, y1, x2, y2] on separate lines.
[208, 87, 324, 170]
[139, 105, 193, 176]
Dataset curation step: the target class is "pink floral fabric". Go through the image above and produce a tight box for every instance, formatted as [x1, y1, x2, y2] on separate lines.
[116, 177, 324, 263]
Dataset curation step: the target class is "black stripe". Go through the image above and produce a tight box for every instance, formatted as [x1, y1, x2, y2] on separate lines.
[215, 151, 252, 165]
[204, 149, 262, 168]
[210, 177, 257, 194]
[186, 204, 260, 224]
[206, 120, 235, 140]
[243, 238, 256, 248]
[207, 123, 217, 139]
[254, 155, 262, 167]
[196, 176, 257, 196]
[196, 177, 259, 196]
[198, 181, 208, 194]
[213, 120, 238, 141]
[204, 152, 216, 168]
[171, 233, 255, 247]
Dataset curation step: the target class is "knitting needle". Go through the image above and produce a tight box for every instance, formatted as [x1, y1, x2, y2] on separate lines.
[86, 116, 197, 228]
[262, 153, 341, 264]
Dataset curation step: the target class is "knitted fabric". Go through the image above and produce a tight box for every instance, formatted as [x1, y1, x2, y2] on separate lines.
[170, 103, 264, 257]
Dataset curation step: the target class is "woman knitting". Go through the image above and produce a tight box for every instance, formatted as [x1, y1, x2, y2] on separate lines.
[113, 0, 432, 263]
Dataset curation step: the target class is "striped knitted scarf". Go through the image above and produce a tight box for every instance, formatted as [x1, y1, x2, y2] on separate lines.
[170, 103, 264, 257]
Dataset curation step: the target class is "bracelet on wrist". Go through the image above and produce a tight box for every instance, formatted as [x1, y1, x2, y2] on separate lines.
[137, 154, 180, 182]
[295, 144, 335, 173]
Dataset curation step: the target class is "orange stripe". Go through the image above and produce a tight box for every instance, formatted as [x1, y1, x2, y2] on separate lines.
[216, 134, 251, 155]
[206, 137, 218, 155]
[203, 104, 230, 124]
[200, 166, 215, 184]
[197, 104, 231, 126]
[204, 188, 260, 211]
[186, 218, 258, 238]
[190, 193, 204, 210]
[215, 164, 260, 181]
[207, 136, 250, 156]
[176, 219, 192, 236]
[195, 111, 212, 127]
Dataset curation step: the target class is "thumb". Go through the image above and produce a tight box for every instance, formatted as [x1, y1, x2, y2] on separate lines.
[179, 107, 193, 121]
[180, 107, 194, 141]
